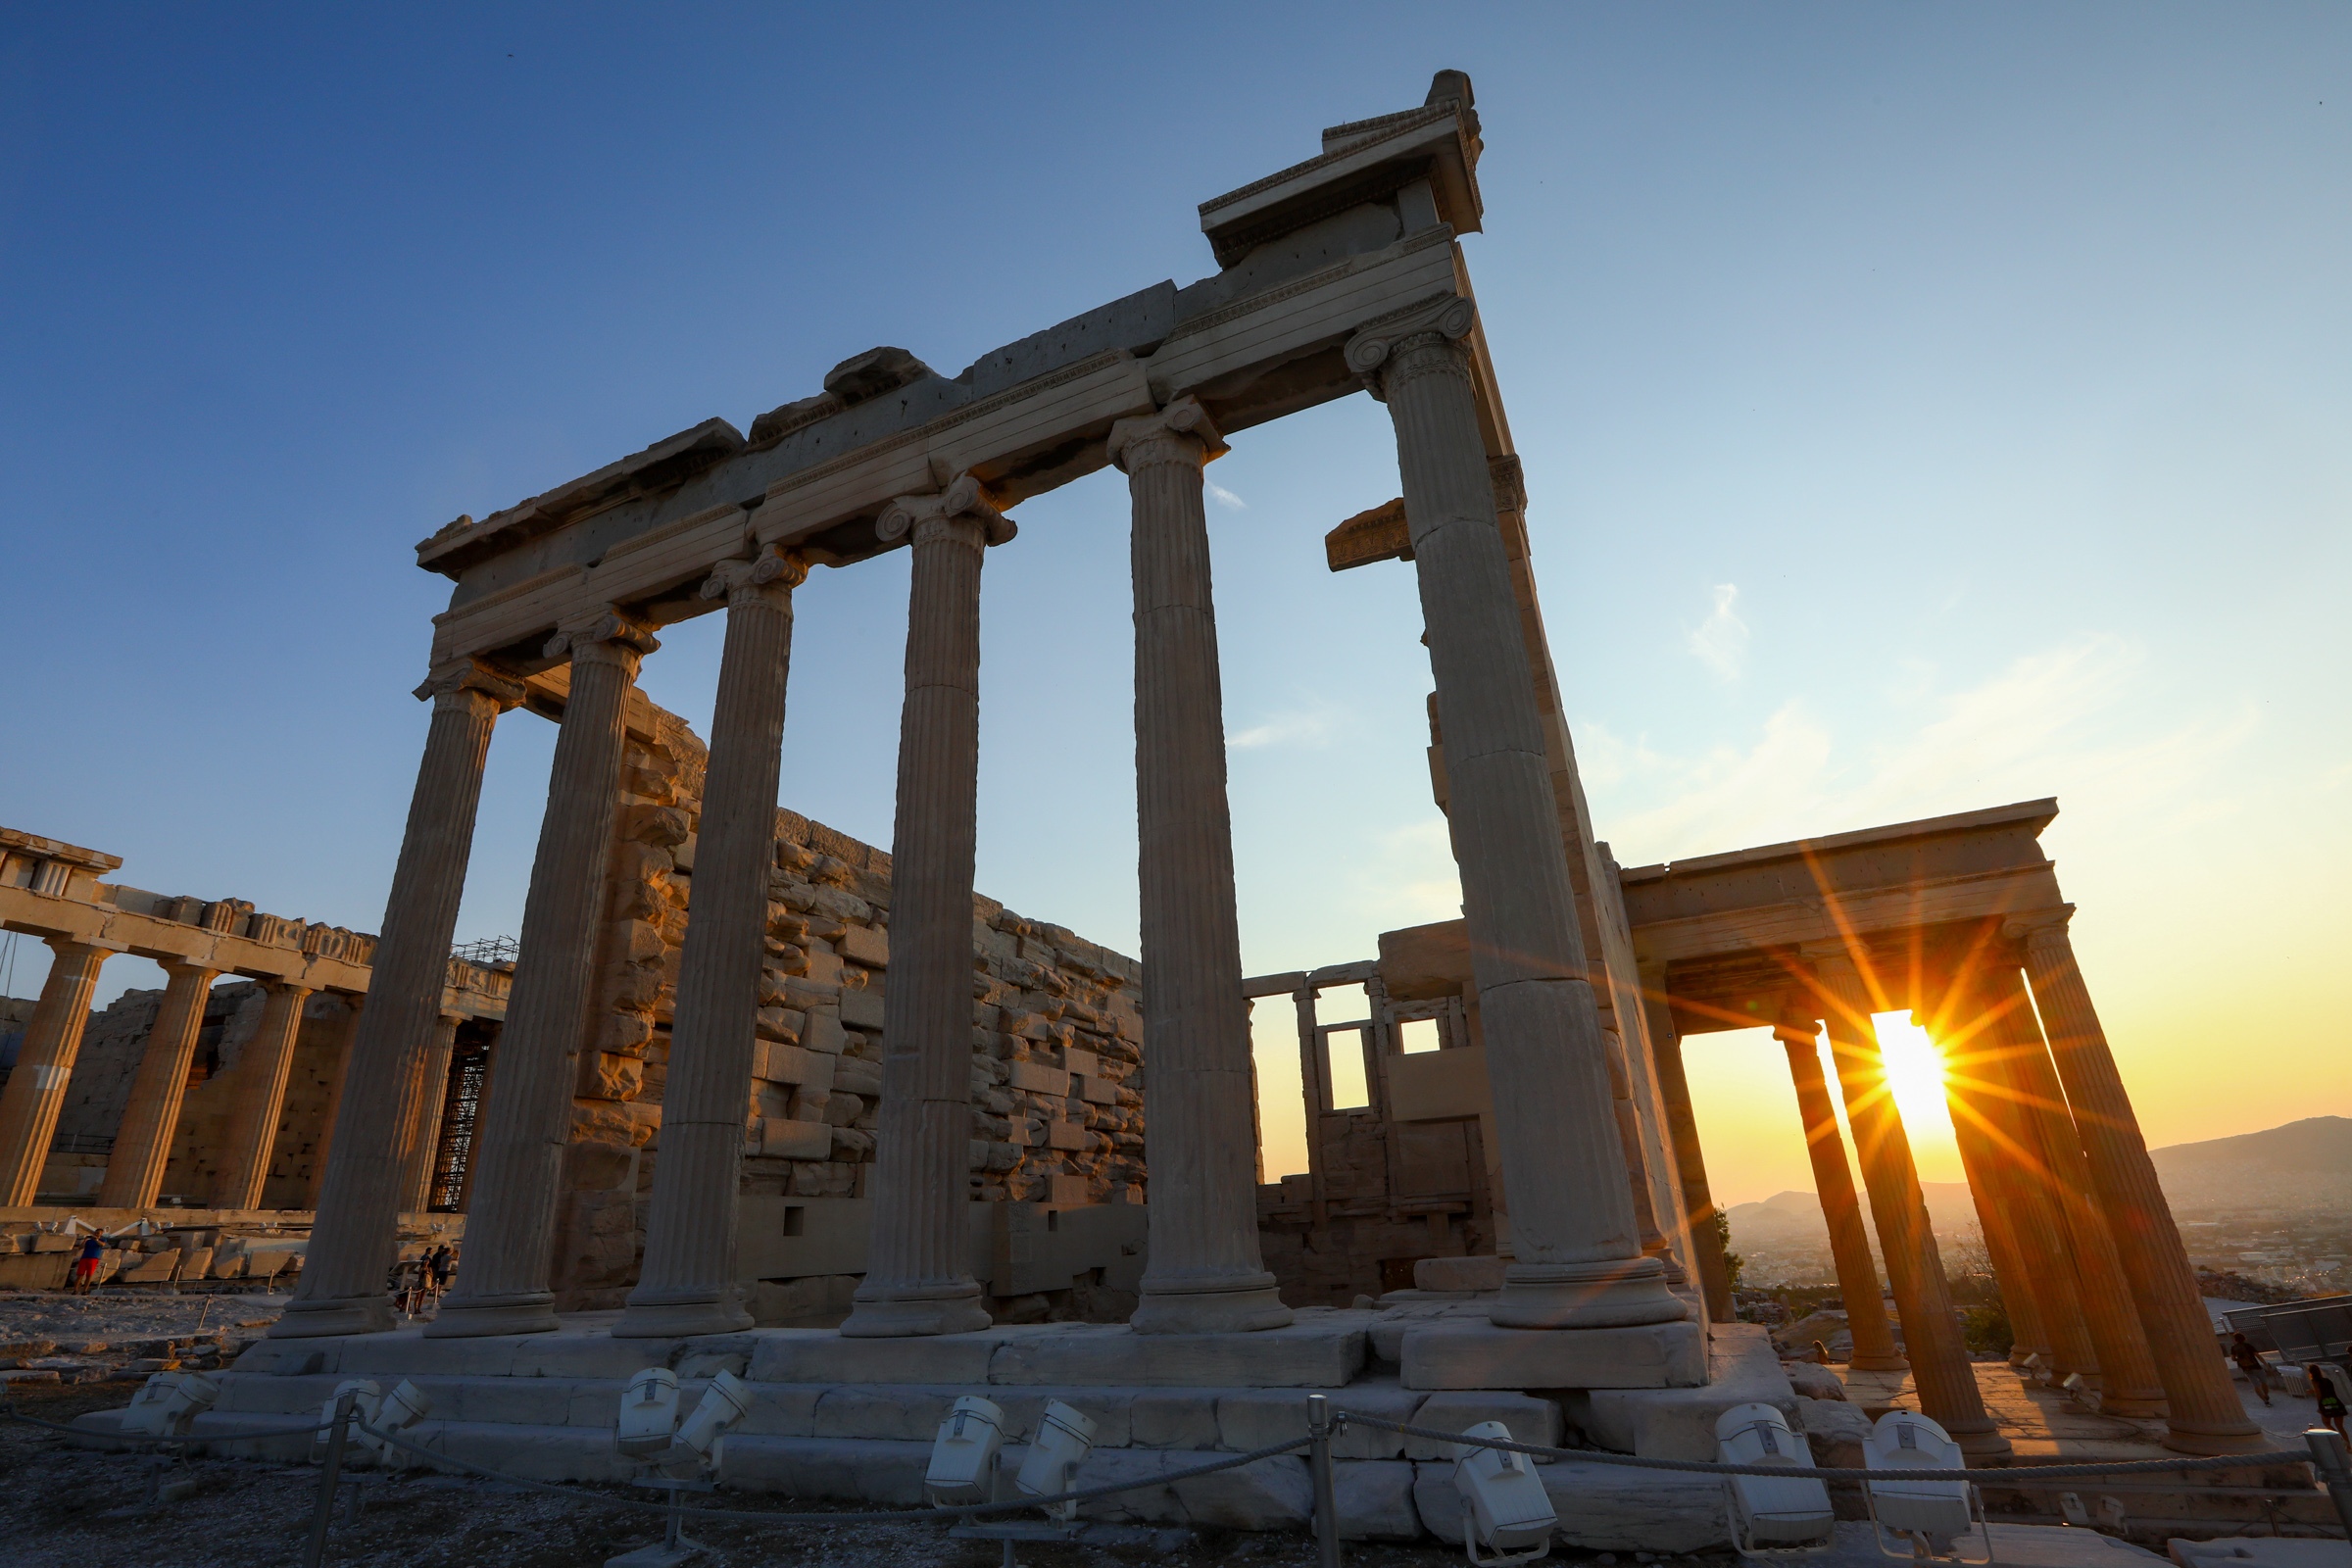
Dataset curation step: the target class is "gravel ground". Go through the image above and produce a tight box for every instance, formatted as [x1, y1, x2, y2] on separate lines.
[0, 1380, 1551, 1567]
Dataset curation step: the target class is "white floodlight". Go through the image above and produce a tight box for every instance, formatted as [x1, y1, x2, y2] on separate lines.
[672, 1370, 752, 1472]
[1014, 1399, 1097, 1522]
[1861, 1411, 1990, 1564]
[122, 1371, 221, 1439]
[1715, 1402, 1834, 1556]
[616, 1367, 682, 1459]
[358, 1379, 433, 1465]
[1450, 1419, 1556, 1566]
[2020, 1352, 2047, 1385]
[316, 1379, 383, 1449]
[926, 1396, 1006, 1505]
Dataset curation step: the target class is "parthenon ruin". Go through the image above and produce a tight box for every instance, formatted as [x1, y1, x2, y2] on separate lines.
[6, 69, 2275, 1541]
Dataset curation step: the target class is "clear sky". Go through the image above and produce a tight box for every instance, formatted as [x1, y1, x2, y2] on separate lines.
[3, 5, 2345, 1204]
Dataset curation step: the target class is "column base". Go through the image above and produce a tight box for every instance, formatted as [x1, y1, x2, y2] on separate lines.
[1847, 1352, 1910, 1373]
[1948, 1422, 2014, 1458]
[2161, 1421, 2271, 1455]
[1130, 1270, 1294, 1335]
[838, 1279, 991, 1339]
[612, 1287, 755, 1340]
[424, 1291, 562, 1338]
[1490, 1256, 1690, 1330]
[2101, 1392, 2169, 1419]
[268, 1294, 395, 1339]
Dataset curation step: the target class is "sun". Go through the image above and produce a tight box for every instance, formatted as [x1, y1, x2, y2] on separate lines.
[1867, 1011, 1956, 1140]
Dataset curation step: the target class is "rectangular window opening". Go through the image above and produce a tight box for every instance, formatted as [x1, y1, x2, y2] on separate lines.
[1397, 1017, 1443, 1054]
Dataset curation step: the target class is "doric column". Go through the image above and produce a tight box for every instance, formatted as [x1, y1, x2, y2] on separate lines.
[1104, 397, 1293, 1336]
[400, 1013, 462, 1214]
[1808, 949, 2009, 1454]
[275, 657, 521, 1339]
[1643, 979, 1732, 1320]
[304, 995, 364, 1209]
[621, 548, 808, 1337]
[0, 939, 116, 1205]
[97, 961, 217, 1208]
[1352, 300, 1681, 1331]
[842, 481, 1008, 1338]
[1979, 965, 2166, 1414]
[211, 982, 314, 1209]
[1603, 1027, 1683, 1285]
[430, 612, 655, 1339]
[1777, 1018, 1904, 1371]
[1934, 975, 2098, 1383]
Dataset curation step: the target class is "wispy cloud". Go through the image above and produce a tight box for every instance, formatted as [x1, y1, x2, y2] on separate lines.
[1687, 583, 1750, 681]
[1229, 696, 1342, 751]
[1206, 480, 1247, 511]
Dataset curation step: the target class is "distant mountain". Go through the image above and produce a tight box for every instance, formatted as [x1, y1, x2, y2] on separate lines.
[1725, 1182, 1984, 1250]
[2150, 1117, 2352, 1177]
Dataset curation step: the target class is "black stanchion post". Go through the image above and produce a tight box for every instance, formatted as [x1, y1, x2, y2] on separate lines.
[2306, 1428, 2352, 1543]
[304, 1390, 355, 1568]
[1307, 1394, 1342, 1568]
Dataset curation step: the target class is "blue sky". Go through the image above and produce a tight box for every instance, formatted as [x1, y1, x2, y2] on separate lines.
[4, 5, 2344, 1197]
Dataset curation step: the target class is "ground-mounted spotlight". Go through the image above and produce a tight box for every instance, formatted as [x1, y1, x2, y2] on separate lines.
[615, 1367, 682, 1459]
[316, 1379, 383, 1454]
[1014, 1399, 1097, 1523]
[1450, 1419, 1556, 1565]
[1861, 1411, 1989, 1564]
[926, 1395, 1006, 1505]
[672, 1370, 752, 1473]
[1715, 1401, 1833, 1556]
[122, 1371, 220, 1439]
[361, 1378, 433, 1466]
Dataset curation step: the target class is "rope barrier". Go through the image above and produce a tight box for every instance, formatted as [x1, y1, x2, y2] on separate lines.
[1334, 1414, 2315, 1484]
[2, 1403, 334, 1446]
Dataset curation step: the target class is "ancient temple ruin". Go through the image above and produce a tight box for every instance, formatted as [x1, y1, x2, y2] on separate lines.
[0, 69, 2275, 1541]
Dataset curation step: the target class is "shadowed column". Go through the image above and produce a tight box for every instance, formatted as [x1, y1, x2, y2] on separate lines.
[275, 658, 522, 1338]
[1810, 948, 2009, 1455]
[1354, 300, 1682, 1331]
[212, 982, 314, 1209]
[843, 480, 1006, 1338]
[400, 1013, 461, 1214]
[621, 547, 808, 1337]
[1109, 399, 1293, 1336]
[1778, 1016, 1905, 1372]
[0, 939, 116, 1205]
[431, 612, 655, 1339]
[97, 961, 217, 1208]
[1643, 979, 1733, 1320]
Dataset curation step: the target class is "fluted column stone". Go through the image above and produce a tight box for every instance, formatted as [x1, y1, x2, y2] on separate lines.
[1106, 399, 1294, 1336]
[1809, 950, 2008, 1454]
[2009, 915, 2254, 1450]
[1778, 1020, 1904, 1371]
[0, 940, 116, 1206]
[1353, 300, 1682, 1331]
[1644, 981, 1733, 1320]
[842, 480, 1007, 1338]
[430, 612, 655, 1338]
[400, 1013, 462, 1214]
[276, 659, 522, 1338]
[304, 996, 364, 1209]
[97, 961, 217, 1208]
[621, 548, 808, 1337]
[212, 982, 314, 1209]
[1979, 965, 2167, 1414]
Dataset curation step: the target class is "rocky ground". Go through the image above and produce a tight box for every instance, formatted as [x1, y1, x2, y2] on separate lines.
[0, 1284, 290, 1387]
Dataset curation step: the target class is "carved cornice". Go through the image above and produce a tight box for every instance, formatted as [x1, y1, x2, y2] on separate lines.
[700, 545, 809, 606]
[413, 657, 529, 710]
[1344, 292, 1477, 397]
[875, 472, 1015, 550]
[2002, 905, 2077, 948]
[1105, 395, 1227, 474]
[545, 608, 661, 664]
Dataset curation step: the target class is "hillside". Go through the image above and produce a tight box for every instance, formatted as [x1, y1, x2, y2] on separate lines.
[2149, 1117, 2352, 1176]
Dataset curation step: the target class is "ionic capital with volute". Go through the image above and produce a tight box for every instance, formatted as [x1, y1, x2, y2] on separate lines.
[1107, 395, 1227, 473]
[876, 471, 1015, 552]
[544, 608, 660, 670]
[2002, 906, 2077, 955]
[412, 657, 528, 712]
[1344, 292, 1479, 399]
[700, 545, 809, 608]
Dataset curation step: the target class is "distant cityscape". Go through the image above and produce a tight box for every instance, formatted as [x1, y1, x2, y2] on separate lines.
[1726, 1115, 2352, 1299]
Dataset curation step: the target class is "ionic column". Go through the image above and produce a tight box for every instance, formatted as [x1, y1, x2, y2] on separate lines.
[212, 982, 315, 1209]
[400, 1013, 462, 1214]
[1644, 979, 1733, 1320]
[1981, 966, 2167, 1412]
[304, 995, 364, 1209]
[430, 612, 655, 1339]
[841, 480, 1007, 1338]
[1353, 302, 1681, 1330]
[0, 939, 116, 1206]
[1104, 399, 1293, 1336]
[1778, 1018, 1904, 1371]
[1935, 976, 2098, 1382]
[1809, 949, 2009, 1454]
[97, 961, 217, 1208]
[276, 659, 521, 1338]
[621, 548, 808, 1337]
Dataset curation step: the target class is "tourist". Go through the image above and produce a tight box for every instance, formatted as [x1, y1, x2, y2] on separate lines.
[427, 1244, 454, 1295]
[71, 1233, 104, 1294]
[2228, 1333, 2271, 1406]
[2315, 1362, 2351, 1439]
